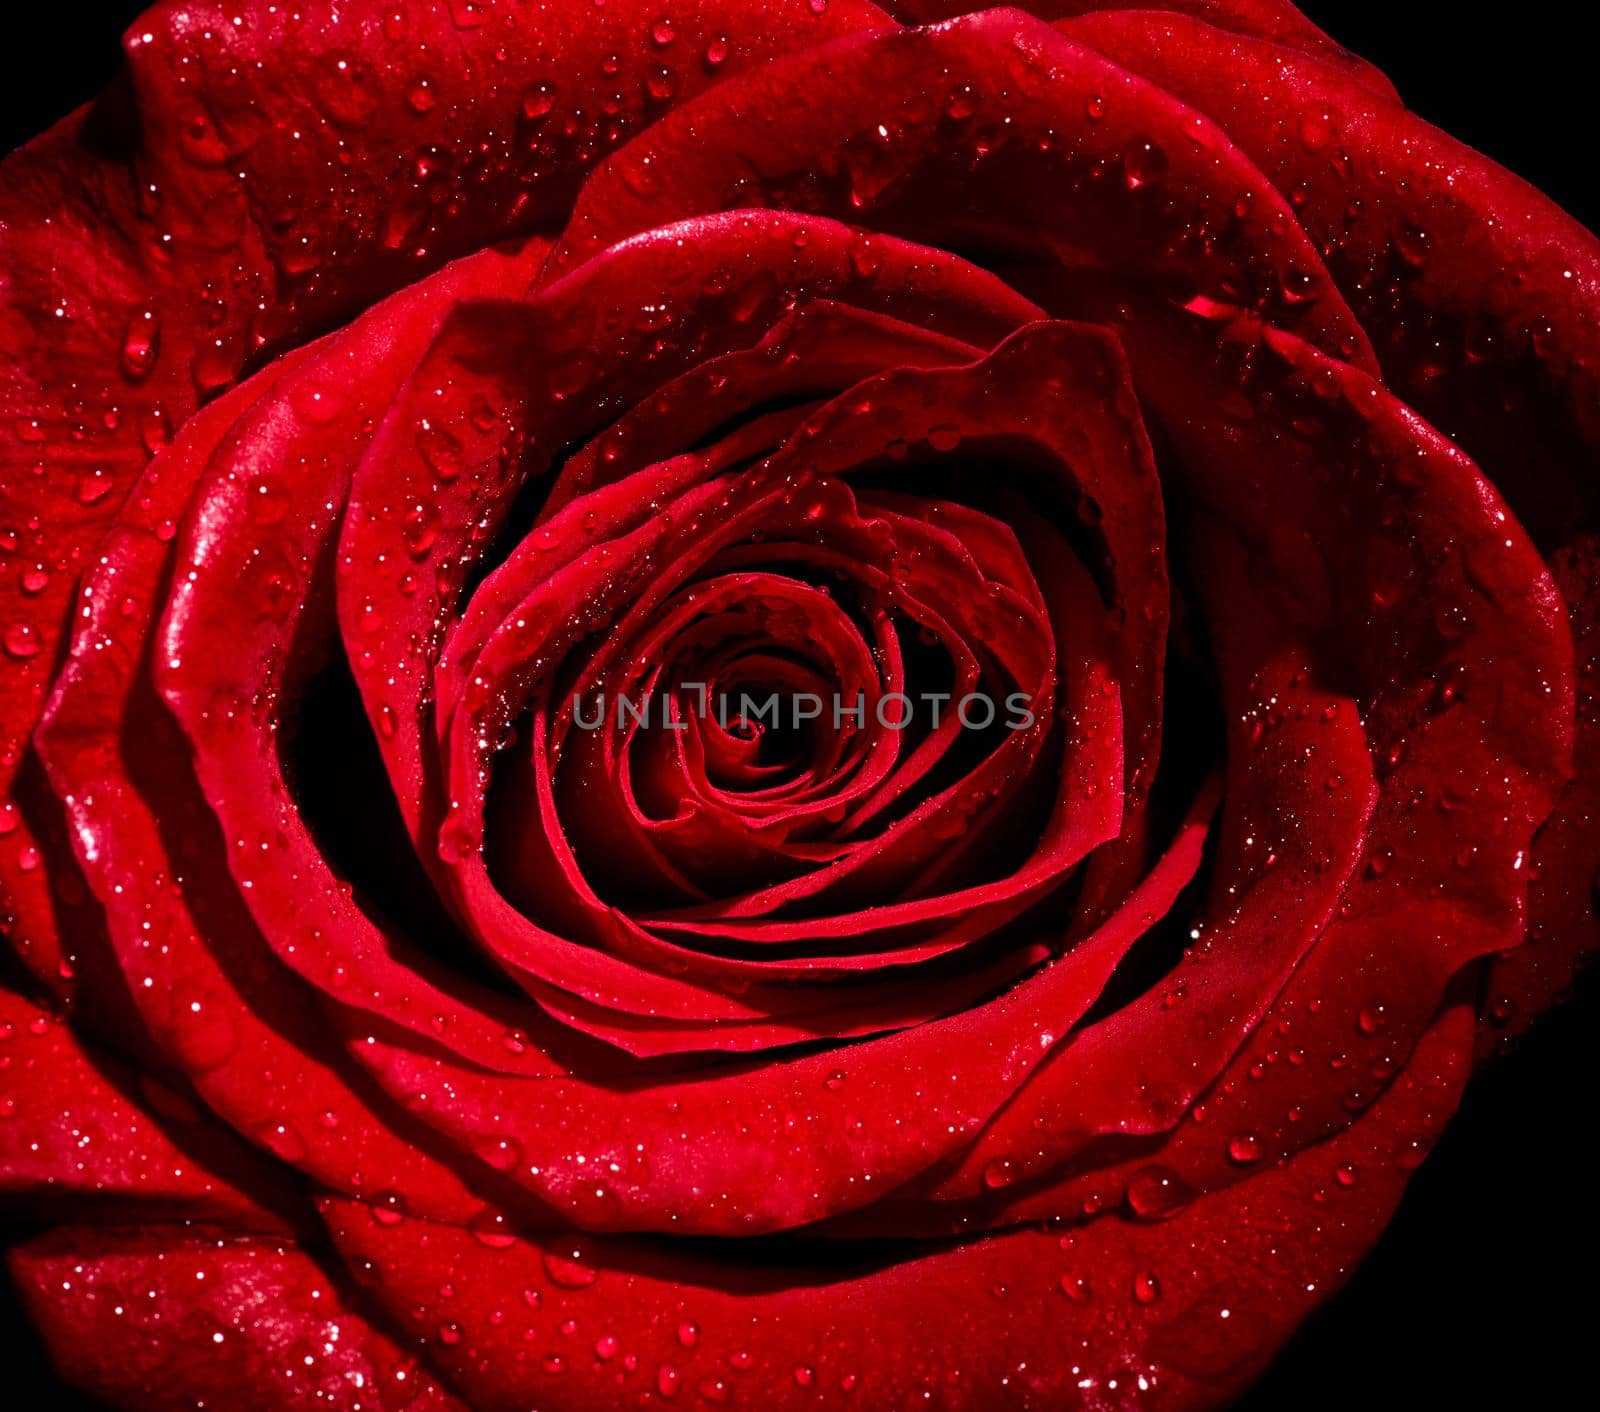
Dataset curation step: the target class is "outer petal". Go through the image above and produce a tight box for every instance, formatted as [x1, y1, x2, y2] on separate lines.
[31, 246, 556, 1222]
[873, 550, 1375, 1221]
[0, 990, 296, 1230]
[0, 0, 892, 993]
[342, 794, 1203, 1236]
[1057, 9, 1600, 549]
[551, 9, 1377, 372]
[320, 1002, 1473, 1411]
[880, 0, 1397, 95]
[901, 306, 1573, 1220]
[10, 1225, 465, 1410]
[1479, 540, 1600, 1053]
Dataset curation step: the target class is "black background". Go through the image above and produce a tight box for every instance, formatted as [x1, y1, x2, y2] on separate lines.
[1, 3, 1595, 1408]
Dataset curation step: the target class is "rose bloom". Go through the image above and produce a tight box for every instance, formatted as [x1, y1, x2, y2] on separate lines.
[0, 1, 1595, 1407]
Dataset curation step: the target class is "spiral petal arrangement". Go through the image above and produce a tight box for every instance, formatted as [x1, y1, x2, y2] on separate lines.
[1, 2, 1595, 1407]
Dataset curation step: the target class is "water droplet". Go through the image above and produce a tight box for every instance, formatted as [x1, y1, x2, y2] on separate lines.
[1123, 140, 1167, 190]
[1058, 1273, 1092, 1303]
[982, 1157, 1017, 1190]
[403, 503, 438, 556]
[370, 1191, 409, 1225]
[260, 1121, 305, 1162]
[316, 54, 381, 127]
[1280, 264, 1322, 304]
[447, 0, 489, 26]
[1124, 1164, 1194, 1221]
[290, 381, 344, 426]
[75, 469, 116, 506]
[1227, 1134, 1264, 1165]
[122, 308, 160, 381]
[437, 815, 476, 864]
[522, 83, 556, 120]
[141, 406, 172, 454]
[192, 338, 244, 395]
[417, 421, 464, 480]
[1393, 221, 1430, 268]
[622, 155, 661, 196]
[1298, 109, 1334, 152]
[847, 233, 883, 278]
[470, 1207, 519, 1248]
[945, 85, 978, 121]
[542, 1247, 599, 1288]
[3, 623, 42, 660]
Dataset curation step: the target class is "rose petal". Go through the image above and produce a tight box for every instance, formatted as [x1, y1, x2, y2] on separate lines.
[334, 780, 1205, 1236]
[1478, 539, 1600, 1054]
[902, 306, 1572, 1217]
[886, 0, 1398, 96]
[10, 1223, 464, 1410]
[319, 1000, 1472, 1410]
[0, 990, 295, 1230]
[32, 285, 522, 1221]
[1059, 9, 1600, 551]
[551, 9, 1376, 370]
[0, 0, 892, 994]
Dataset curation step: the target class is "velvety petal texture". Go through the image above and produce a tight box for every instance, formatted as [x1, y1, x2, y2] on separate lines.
[2, 1, 1594, 1408]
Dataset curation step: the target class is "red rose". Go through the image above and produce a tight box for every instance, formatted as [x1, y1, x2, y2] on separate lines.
[2, 1, 1595, 1407]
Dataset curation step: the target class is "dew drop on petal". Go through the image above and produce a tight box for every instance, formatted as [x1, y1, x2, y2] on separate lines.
[3, 623, 42, 660]
[1227, 1134, 1264, 1165]
[542, 1247, 599, 1289]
